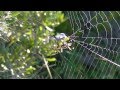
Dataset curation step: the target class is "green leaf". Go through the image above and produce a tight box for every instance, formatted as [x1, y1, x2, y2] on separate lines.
[47, 58, 56, 62]
[11, 11, 20, 17]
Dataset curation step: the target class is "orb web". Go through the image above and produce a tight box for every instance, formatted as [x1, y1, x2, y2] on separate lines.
[52, 11, 120, 79]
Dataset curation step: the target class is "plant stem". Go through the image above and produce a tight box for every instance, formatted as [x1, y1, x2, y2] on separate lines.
[41, 54, 53, 79]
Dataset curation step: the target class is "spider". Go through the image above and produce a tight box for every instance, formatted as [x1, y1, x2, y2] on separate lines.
[54, 33, 78, 52]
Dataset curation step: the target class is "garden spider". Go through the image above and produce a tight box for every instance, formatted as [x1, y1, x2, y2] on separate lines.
[55, 33, 78, 52]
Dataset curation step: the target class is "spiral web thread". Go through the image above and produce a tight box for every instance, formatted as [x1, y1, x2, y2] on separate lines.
[52, 11, 120, 79]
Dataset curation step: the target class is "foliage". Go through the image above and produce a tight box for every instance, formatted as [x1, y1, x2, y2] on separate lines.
[0, 11, 65, 79]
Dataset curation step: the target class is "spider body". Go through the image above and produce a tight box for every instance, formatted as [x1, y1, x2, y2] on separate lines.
[55, 33, 72, 52]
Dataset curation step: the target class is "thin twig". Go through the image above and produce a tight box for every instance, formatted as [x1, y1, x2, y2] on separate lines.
[35, 53, 53, 79]
[41, 54, 53, 79]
